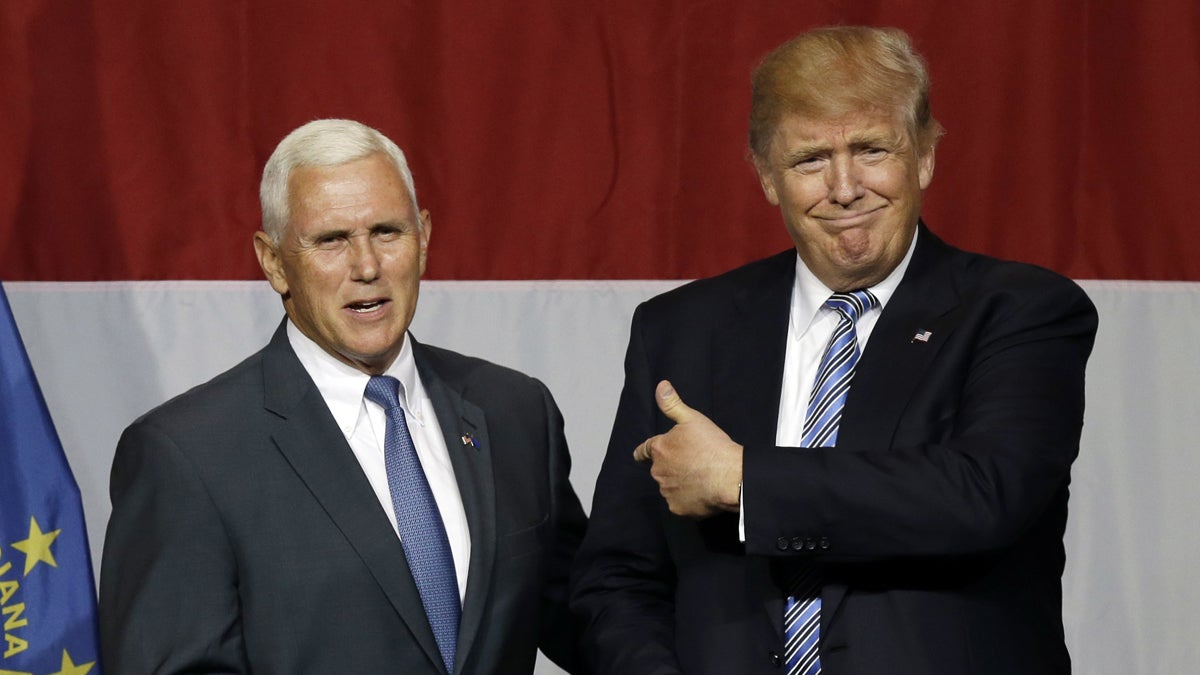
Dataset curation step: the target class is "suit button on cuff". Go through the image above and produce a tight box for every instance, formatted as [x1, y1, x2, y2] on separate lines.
[790, 536, 805, 551]
[819, 537, 830, 550]
[776, 537, 790, 551]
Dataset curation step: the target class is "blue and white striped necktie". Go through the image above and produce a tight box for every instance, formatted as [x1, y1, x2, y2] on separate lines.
[784, 288, 878, 675]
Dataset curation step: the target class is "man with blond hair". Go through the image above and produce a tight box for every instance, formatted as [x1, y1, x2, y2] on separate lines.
[101, 119, 586, 674]
[572, 27, 1096, 674]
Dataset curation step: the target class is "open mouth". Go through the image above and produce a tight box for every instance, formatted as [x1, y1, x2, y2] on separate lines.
[347, 299, 387, 313]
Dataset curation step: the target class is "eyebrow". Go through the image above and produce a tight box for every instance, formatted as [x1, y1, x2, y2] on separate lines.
[780, 143, 829, 164]
[306, 227, 350, 241]
[846, 128, 907, 149]
[369, 220, 404, 230]
[308, 219, 409, 238]
[780, 130, 906, 162]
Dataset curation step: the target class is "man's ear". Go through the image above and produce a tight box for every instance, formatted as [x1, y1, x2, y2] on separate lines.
[754, 160, 781, 206]
[253, 231, 289, 296]
[418, 209, 432, 275]
[918, 144, 936, 190]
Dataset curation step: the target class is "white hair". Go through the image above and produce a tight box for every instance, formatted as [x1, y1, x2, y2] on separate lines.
[259, 119, 418, 243]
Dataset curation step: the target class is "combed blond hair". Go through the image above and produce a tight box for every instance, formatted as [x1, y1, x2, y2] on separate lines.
[749, 26, 943, 161]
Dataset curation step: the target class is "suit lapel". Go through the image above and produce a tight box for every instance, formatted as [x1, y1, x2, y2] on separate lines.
[709, 252, 796, 645]
[260, 323, 447, 673]
[712, 251, 794, 447]
[842, 228, 963, 455]
[413, 340, 496, 675]
[823, 227, 965, 626]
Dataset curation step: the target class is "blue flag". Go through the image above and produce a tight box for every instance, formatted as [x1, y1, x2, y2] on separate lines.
[0, 284, 102, 675]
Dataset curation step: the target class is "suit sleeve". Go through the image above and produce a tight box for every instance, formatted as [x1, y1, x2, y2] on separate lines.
[534, 379, 590, 674]
[743, 270, 1099, 560]
[100, 419, 249, 674]
[570, 304, 684, 675]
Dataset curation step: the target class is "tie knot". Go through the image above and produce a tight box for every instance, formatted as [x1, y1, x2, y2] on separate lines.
[825, 289, 878, 324]
[364, 375, 402, 411]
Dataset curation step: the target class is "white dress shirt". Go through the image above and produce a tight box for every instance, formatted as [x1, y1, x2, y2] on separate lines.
[775, 231, 918, 446]
[288, 322, 471, 602]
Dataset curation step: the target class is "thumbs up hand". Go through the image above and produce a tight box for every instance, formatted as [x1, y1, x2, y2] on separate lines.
[634, 380, 743, 518]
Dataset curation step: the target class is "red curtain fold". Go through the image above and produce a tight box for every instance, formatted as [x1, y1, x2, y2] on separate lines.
[2, 0, 1197, 281]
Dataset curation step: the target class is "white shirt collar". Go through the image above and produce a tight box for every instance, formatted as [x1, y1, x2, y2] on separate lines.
[789, 227, 919, 338]
[286, 321, 427, 437]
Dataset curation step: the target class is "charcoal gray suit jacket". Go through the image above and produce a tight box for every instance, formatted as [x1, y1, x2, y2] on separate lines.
[101, 323, 586, 674]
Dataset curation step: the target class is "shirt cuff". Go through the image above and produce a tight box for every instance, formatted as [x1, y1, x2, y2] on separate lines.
[738, 481, 745, 542]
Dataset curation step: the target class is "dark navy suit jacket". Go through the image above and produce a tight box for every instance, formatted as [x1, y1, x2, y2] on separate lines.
[571, 226, 1098, 674]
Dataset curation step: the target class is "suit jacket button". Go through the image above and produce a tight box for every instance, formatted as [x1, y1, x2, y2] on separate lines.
[819, 537, 830, 550]
[805, 537, 817, 551]
[776, 537, 790, 551]
[790, 536, 805, 551]
[769, 650, 782, 667]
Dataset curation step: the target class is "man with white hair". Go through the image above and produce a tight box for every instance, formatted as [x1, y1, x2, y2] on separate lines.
[100, 119, 587, 674]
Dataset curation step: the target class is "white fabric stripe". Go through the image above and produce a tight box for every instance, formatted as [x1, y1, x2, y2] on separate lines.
[785, 611, 820, 661]
[5, 279, 1200, 675]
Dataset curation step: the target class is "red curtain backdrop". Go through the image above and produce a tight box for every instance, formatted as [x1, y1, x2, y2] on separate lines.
[2, 0, 1197, 281]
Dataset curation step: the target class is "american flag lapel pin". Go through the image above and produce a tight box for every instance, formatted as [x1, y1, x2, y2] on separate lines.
[461, 432, 479, 448]
[911, 330, 933, 343]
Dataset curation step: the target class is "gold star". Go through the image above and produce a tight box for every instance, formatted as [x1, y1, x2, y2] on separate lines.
[10, 516, 60, 576]
[48, 650, 94, 675]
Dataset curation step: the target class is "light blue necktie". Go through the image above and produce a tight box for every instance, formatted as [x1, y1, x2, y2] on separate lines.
[784, 289, 878, 675]
[365, 375, 460, 674]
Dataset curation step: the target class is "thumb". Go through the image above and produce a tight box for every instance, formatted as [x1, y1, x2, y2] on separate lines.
[656, 380, 695, 423]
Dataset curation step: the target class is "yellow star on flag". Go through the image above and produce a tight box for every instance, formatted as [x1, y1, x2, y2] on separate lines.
[48, 650, 94, 675]
[10, 516, 60, 576]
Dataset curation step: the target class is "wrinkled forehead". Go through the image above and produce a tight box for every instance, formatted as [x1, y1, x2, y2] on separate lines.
[283, 155, 420, 230]
[768, 107, 915, 154]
